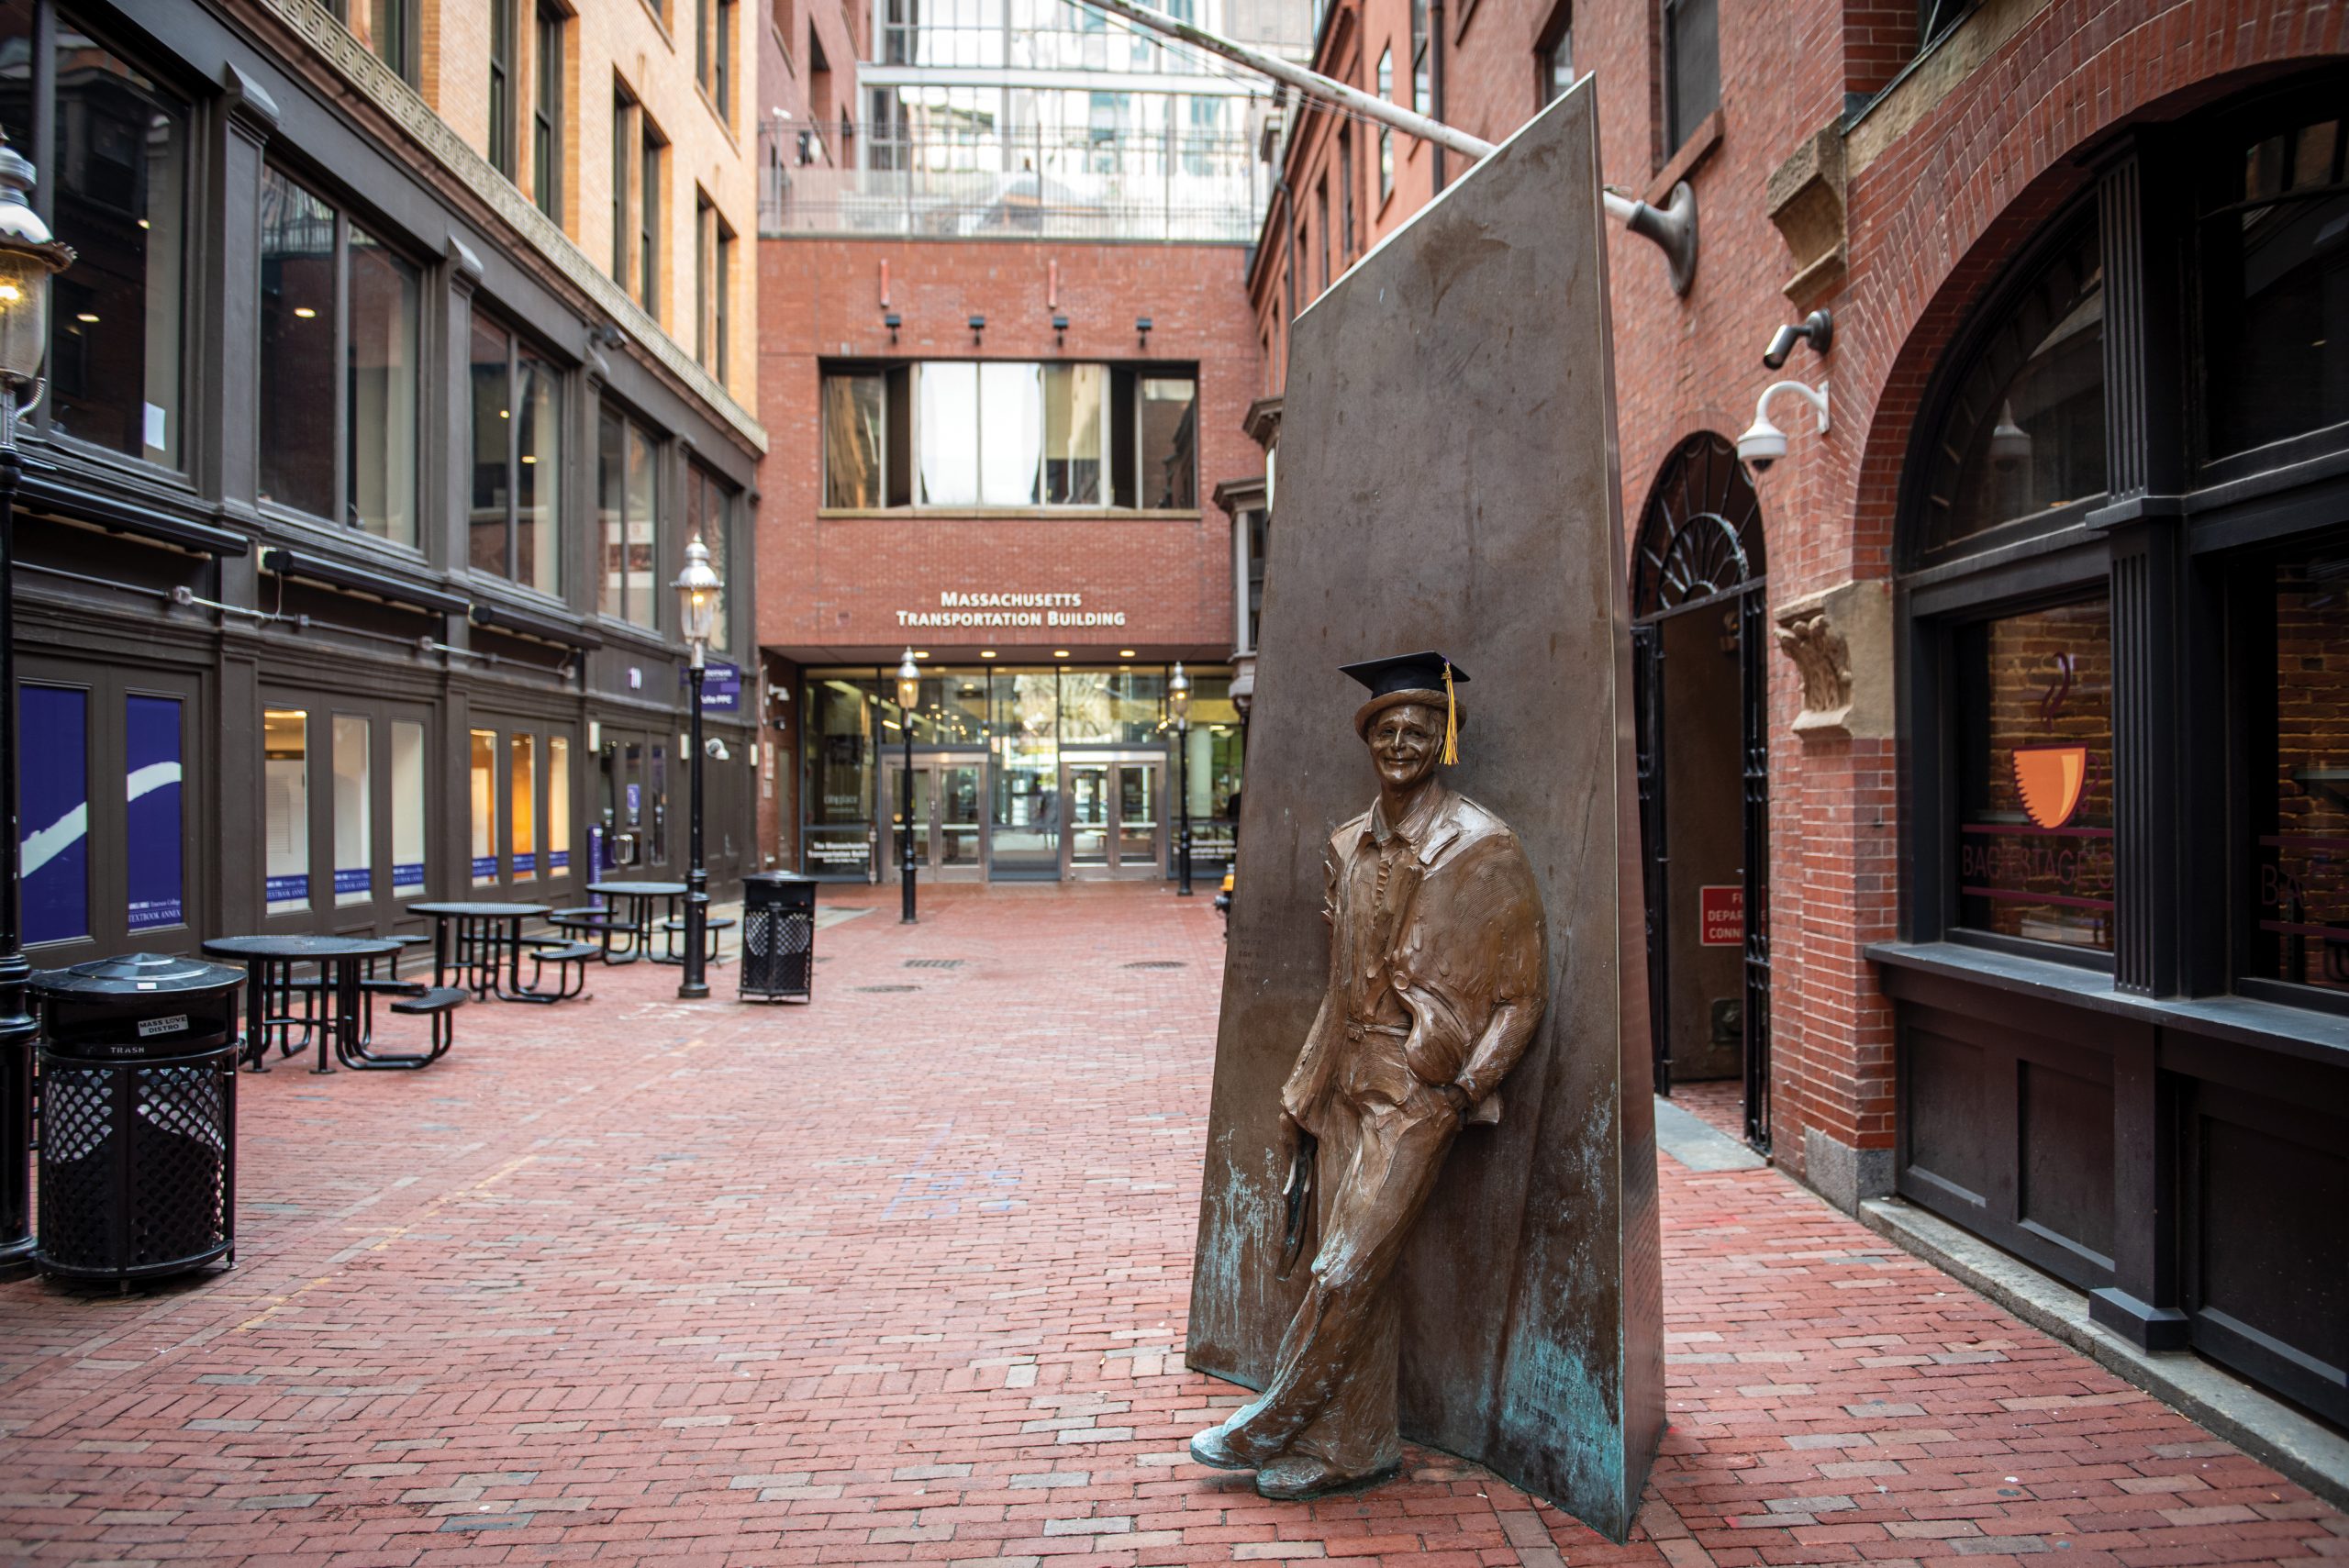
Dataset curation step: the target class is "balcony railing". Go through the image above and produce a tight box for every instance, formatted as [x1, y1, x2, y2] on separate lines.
[762, 128, 1264, 241]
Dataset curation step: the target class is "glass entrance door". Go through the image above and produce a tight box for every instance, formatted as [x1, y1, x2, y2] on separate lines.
[885, 754, 987, 879]
[1062, 754, 1164, 878]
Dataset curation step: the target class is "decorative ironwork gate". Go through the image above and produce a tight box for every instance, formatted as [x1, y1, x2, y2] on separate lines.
[1630, 432, 1771, 1150]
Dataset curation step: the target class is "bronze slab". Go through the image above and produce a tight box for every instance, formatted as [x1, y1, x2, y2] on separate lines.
[1185, 82, 1664, 1540]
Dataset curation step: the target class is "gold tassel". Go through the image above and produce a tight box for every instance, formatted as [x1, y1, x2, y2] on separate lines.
[1441, 662, 1460, 766]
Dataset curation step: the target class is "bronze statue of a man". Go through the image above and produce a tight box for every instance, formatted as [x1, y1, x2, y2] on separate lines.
[1191, 651, 1549, 1500]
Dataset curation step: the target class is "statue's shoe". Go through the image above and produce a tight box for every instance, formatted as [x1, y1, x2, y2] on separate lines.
[1252, 1454, 1399, 1501]
[1188, 1425, 1255, 1472]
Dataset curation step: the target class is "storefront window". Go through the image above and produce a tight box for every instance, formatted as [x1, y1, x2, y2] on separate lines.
[9, 11, 190, 468]
[511, 732, 538, 880]
[22, 684, 88, 943]
[264, 708, 309, 913]
[806, 675, 878, 875]
[125, 695, 183, 930]
[597, 406, 661, 626]
[902, 670, 988, 744]
[686, 463, 734, 651]
[1058, 669, 1164, 743]
[258, 166, 421, 547]
[470, 315, 563, 595]
[823, 371, 887, 507]
[392, 719, 425, 895]
[2201, 108, 2348, 458]
[1954, 599, 2114, 953]
[2252, 540, 2349, 994]
[470, 728, 498, 885]
[1918, 221, 2106, 555]
[333, 714, 372, 906]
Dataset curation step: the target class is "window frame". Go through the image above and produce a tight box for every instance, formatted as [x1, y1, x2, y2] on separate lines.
[1408, 0, 1431, 116]
[611, 84, 634, 284]
[640, 114, 666, 319]
[256, 161, 426, 550]
[1375, 48, 1395, 203]
[534, 2, 565, 220]
[1661, 0, 1718, 155]
[1535, 0, 1573, 107]
[489, 0, 518, 178]
[597, 401, 664, 631]
[467, 308, 566, 598]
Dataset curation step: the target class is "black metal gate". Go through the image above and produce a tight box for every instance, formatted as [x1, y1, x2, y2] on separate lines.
[1630, 432, 1771, 1149]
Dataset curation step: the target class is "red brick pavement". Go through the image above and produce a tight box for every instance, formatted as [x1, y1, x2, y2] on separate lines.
[1663, 1080, 1746, 1144]
[0, 883, 2340, 1566]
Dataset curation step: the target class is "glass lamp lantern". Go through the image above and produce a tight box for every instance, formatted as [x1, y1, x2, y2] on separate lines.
[1169, 661, 1192, 731]
[672, 534, 722, 664]
[0, 134, 73, 412]
[896, 649, 921, 712]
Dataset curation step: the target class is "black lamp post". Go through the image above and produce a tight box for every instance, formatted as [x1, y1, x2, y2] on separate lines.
[1170, 661, 1193, 896]
[672, 536, 722, 1000]
[896, 649, 919, 923]
[0, 134, 71, 1271]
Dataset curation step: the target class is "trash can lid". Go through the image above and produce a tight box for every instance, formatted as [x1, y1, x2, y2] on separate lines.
[32, 951, 246, 1000]
[744, 871, 816, 884]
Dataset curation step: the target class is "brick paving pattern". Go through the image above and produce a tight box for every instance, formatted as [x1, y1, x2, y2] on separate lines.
[1, 883, 2340, 1565]
[1663, 1079, 1746, 1144]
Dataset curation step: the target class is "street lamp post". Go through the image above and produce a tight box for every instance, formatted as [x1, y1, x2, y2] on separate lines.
[1170, 662, 1193, 897]
[896, 649, 919, 924]
[0, 133, 71, 1270]
[672, 537, 723, 1001]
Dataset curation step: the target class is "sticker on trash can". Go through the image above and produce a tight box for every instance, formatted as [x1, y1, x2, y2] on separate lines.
[136, 1014, 189, 1038]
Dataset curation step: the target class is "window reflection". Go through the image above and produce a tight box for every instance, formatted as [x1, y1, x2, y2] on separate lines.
[2252, 540, 2349, 994]
[2202, 112, 2348, 457]
[347, 224, 419, 542]
[1954, 599, 2114, 952]
[1921, 222, 2106, 554]
[258, 168, 338, 521]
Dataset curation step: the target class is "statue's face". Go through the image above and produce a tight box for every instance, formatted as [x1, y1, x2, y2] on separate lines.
[1364, 702, 1442, 790]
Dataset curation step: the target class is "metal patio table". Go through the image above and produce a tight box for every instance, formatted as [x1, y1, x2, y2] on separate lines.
[583, 882, 686, 964]
[407, 902, 559, 1002]
[200, 935, 405, 1075]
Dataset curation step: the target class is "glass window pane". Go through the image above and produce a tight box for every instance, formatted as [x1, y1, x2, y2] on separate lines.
[333, 714, 372, 906]
[125, 694, 184, 930]
[697, 472, 731, 650]
[348, 224, 420, 545]
[0, 4, 31, 150]
[48, 30, 187, 466]
[804, 675, 877, 875]
[392, 719, 426, 895]
[1042, 363, 1105, 505]
[597, 407, 625, 617]
[651, 743, 668, 862]
[1140, 376, 1197, 508]
[1954, 600, 2113, 951]
[625, 420, 658, 628]
[265, 707, 310, 913]
[981, 361, 1043, 505]
[1926, 223, 2106, 552]
[824, 373, 885, 506]
[23, 685, 89, 943]
[1666, 0, 1718, 149]
[2252, 541, 2349, 994]
[989, 671, 1059, 874]
[511, 732, 538, 881]
[469, 315, 512, 575]
[548, 735, 571, 877]
[517, 341, 560, 595]
[2202, 124, 2349, 455]
[918, 361, 981, 505]
[470, 728, 498, 886]
[258, 169, 338, 518]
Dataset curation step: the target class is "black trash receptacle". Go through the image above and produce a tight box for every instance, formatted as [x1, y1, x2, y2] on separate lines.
[740, 873, 816, 1002]
[33, 953, 244, 1286]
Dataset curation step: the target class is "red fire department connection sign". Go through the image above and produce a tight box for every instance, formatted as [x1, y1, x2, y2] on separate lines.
[1699, 885, 1744, 947]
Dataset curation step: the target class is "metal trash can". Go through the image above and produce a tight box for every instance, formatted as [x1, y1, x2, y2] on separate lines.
[740, 873, 817, 1002]
[32, 953, 244, 1286]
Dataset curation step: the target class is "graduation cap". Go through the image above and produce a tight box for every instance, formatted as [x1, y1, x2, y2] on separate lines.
[1340, 651, 1467, 764]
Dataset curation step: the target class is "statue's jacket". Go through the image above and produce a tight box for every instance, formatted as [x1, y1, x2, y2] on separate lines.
[1281, 787, 1549, 1137]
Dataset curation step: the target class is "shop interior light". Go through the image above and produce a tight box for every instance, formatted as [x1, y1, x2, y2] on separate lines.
[979, 650, 997, 659]
[1118, 648, 1138, 657]
[1052, 650, 1071, 658]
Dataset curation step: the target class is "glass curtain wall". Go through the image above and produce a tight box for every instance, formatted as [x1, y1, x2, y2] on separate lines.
[801, 664, 1238, 878]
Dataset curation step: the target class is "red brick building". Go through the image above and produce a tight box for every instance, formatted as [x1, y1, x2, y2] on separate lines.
[1244, 0, 2349, 1429]
[751, 0, 1298, 885]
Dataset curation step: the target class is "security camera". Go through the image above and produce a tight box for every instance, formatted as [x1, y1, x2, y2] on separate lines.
[704, 737, 731, 762]
[1737, 380, 1830, 474]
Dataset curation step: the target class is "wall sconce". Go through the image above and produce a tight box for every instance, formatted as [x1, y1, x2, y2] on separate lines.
[968, 313, 985, 342]
[1762, 308, 1833, 369]
[883, 309, 901, 344]
[1135, 315, 1152, 347]
[1052, 311, 1069, 346]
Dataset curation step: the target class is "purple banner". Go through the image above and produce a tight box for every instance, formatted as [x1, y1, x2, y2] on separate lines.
[126, 695, 184, 931]
[24, 686, 88, 945]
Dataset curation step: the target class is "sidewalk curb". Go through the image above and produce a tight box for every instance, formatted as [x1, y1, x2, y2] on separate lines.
[1858, 1195, 2349, 1514]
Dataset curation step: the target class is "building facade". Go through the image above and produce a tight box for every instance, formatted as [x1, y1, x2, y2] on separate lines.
[12, 0, 764, 969]
[1245, 0, 2348, 1429]
[753, 0, 1298, 884]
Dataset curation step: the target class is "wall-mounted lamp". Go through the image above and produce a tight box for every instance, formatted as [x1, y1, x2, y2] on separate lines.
[968, 313, 985, 342]
[1135, 315, 1153, 346]
[1052, 311, 1069, 346]
[1762, 308, 1833, 369]
[1600, 182, 1698, 295]
[591, 321, 627, 350]
[1736, 380, 1829, 473]
[883, 309, 901, 344]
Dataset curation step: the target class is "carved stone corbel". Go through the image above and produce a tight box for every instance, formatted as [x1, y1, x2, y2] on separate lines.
[1765, 122, 1846, 310]
[1774, 579, 1892, 740]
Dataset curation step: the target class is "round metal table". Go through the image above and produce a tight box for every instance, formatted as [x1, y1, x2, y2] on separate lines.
[584, 882, 687, 965]
[200, 935, 405, 1074]
[407, 902, 557, 1002]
